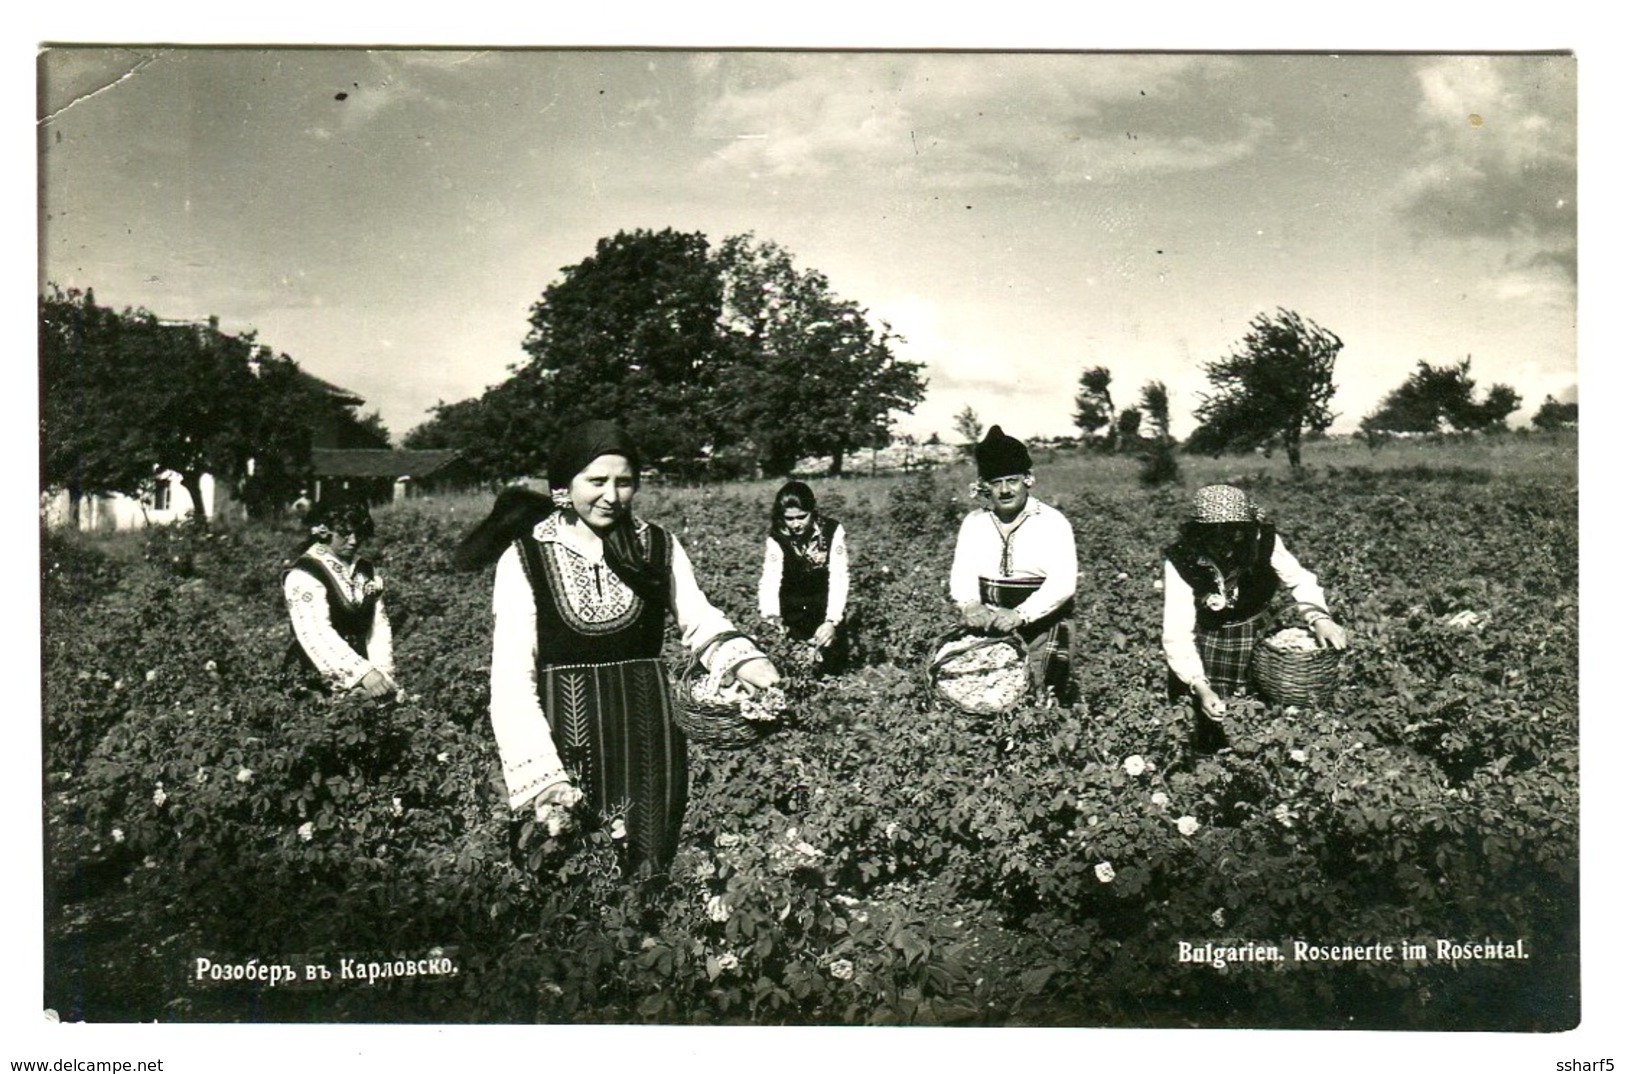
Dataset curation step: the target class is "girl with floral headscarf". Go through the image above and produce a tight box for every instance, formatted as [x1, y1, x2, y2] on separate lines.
[454, 421, 780, 876]
[758, 481, 850, 670]
[1162, 485, 1347, 750]
[283, 497, 399, 700]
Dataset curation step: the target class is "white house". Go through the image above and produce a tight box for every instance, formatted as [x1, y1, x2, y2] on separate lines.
[42, 471, 217, 533]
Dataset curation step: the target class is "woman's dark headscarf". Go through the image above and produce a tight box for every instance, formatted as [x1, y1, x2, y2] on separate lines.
[453, 421, 669, 607]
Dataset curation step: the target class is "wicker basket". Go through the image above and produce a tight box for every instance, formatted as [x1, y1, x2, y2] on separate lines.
[672, 631, 776, 749]
[927, 628, 1030, 715]
[1251, 602, 1343, 707]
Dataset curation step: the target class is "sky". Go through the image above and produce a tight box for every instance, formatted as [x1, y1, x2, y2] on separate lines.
[37, 47, 1577, 444]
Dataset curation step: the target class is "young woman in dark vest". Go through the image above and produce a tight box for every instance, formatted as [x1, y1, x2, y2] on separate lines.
[758, 481, 850, 671]
[1162, 485, 1348, 752]
[283, 498, 399, 700]
[455, 421, 780, 877]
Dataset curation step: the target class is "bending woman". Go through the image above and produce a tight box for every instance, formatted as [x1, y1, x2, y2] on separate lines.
[1162, 485, 1348, 751]
[758, 480, 850, 670]
[456, 421, 780, 876]
[283, 497, 399, 700]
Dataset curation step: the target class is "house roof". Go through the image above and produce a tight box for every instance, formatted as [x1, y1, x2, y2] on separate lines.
[297, 371, 365, 407]
[312, 449, 466, 479]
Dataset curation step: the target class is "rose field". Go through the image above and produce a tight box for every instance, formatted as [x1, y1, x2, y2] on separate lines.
[40, 434, 1581, 1028]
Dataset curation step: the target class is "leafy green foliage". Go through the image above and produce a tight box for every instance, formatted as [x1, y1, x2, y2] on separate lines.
[405, 230, 927, 481]
[1188, 309, 1341, 471]
[1361, 358, 1522, 435]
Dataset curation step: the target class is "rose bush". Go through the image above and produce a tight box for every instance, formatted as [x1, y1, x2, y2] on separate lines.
[42, 459, 1578, 1028]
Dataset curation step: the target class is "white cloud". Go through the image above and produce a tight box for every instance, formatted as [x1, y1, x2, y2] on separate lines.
[692, 53, 1263, 187]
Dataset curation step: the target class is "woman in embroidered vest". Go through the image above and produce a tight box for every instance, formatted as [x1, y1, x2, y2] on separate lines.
[758, 481, 850, 672]
[283, 498, 399, 700]
[1162, 485, 1348, 752]
[455, 421, 780, 876]
[948, 425, 1079, 704]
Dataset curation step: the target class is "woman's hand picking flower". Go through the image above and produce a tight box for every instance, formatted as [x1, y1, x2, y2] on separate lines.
[1193, 679, 1227, 719]
[812, 621, 837, 649]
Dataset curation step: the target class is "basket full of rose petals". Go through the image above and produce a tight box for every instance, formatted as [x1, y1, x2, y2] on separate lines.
[1251, 602, 1343, 707]
[926, 627, 1031, 716]
[673, 631, 787, 748]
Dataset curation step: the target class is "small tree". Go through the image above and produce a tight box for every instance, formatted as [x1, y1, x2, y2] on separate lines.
[1073, 366, 1116, 447]
[1530, 395, 1578, 431]
[1137, 380, 1180, 485]
[953, 406, 983, 448]
[1188, 308, 1340, 472]
[1115, 407, 1143, 449]
[1361, 357, 1521, 435]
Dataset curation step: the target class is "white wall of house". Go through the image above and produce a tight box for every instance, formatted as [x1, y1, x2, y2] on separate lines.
[41, 471, 215, 532]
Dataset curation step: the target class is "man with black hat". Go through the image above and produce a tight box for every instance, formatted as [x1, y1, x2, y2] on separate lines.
[949, 425, 1079, 704]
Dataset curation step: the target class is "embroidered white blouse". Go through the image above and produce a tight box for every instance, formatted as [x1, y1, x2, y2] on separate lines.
[756, 522, 851, 622]
[282, 548, 395, 692]
[948, 497, 1078, 625]
[1160, 534, 1330, 688]
[489, 512, 762, 811]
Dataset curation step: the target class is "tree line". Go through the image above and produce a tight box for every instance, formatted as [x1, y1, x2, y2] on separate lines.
[1067, 308, 1575, 477]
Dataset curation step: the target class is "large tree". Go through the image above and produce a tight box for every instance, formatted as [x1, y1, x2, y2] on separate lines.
[41, 287, 345, 523]
[714, 234, 925, 476]
[1186, 308, 1341, 472]
[40, 288, 153, 521]
[523, 228, 728, 466]
[408, 228, 926, 481]
[1361, 358, 1521, 434]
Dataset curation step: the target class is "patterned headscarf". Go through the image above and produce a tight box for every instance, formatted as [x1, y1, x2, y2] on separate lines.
[1191, 485, 1263, 525]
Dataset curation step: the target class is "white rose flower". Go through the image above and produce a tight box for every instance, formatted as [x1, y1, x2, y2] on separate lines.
[145, 669, 158, 682]
[1204, 593, 1228, 611]
[1122, 755, 1147, 777]
[794, 841, 819, 858]
[297, 822, 315, 842]
[829, 959, 855, 981]
[152, 784, 167, 808]
[716, 953, 740, 972]
[111, 827, 125, 844]
[436, 752, 449, 764]
[716, 832, 742, 848]
[391, 797, 404, 817]
[705, 895, 731, 923]
[235, 768, 254, 784]
[1212, 908, 1227, 928]
[1273, 803, 1296, 828]
[1176, 815, 1201, 837]
[610, 817, 627, 841]
[1150, 791, 1169, 809]
[1094, 861, 1116, 884]
[1289, 748, 1308, 763]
